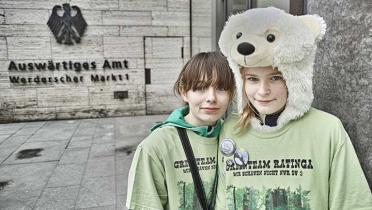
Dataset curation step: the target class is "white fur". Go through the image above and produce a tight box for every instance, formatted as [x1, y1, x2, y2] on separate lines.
[219, 7, 326, 131]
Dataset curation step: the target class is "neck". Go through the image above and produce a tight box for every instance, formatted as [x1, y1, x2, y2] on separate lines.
[257, 106, 285, 127]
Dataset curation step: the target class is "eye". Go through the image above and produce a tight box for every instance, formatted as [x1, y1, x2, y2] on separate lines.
[266, 34, 275, 42]
[271, 75, 283, 81]
[236, 32, 242, 39]
[216, 86, 226, 91]
[246, 77, 258, 82]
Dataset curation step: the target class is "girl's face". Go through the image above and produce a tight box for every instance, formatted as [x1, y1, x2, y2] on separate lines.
[182, 86, 230, 126]
[243, 66, 288, 115]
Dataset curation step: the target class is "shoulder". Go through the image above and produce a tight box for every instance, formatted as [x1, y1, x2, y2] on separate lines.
[300, 107, 344, 128]
[221, 113, 240, 131]
[137, 126, 179, 155]
[297, 107, 349, 147]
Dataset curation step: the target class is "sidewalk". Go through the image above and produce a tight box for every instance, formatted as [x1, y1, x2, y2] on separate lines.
[0, 114, 167, 210]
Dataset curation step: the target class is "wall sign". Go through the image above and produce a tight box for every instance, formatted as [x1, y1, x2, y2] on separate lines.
[7, 59, 130, 85]
[47, 3, 87, 45]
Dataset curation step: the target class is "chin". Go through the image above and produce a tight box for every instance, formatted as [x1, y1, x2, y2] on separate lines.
[256, 108, 276, 115]
[201, 116, 219, 125]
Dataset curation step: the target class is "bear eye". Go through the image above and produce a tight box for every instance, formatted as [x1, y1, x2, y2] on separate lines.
[236, 32, 242, 39]
[266, 34, 275, 42]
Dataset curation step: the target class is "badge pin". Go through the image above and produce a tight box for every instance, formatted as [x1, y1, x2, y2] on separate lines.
[220, 138, 236, 157]
[234, 150, 249, 166]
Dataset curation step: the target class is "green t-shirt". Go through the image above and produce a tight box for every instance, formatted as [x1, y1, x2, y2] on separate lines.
[126, 126, 218, 210]
[216, 107, 372, 210]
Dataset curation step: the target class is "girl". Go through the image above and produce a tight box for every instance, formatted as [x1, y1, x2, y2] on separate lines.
[217, 65, 372, 209]
[216, 8, 372, 210]
[126, 51, 235, 210]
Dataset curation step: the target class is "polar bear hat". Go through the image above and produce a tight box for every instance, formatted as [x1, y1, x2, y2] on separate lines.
[219, 7, 326, 130]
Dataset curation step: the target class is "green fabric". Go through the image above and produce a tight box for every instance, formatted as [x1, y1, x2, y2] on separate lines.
[126, 126, 218, 210]
[151, 106, 222, 138]
[216, 107, 372, 210]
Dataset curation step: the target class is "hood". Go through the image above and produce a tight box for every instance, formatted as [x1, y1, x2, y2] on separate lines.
[218, 7, 326, 132]
[151, 106, 222, 138]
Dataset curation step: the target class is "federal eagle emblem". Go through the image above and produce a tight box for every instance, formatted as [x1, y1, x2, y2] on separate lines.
[47, 3, 87, 45]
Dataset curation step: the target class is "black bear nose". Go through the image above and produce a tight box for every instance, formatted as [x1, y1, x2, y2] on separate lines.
[237, 42, 255, 55]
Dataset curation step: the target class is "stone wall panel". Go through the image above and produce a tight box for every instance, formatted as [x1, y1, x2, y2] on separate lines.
[0, 37, 7, 60]
[119, 0, 166, 11]
[120, 26, 168, 37]
[0, 0, 60, 9]
[152, 11, 189, 27]
[37, 87, 89, 107]
[51, 37, 104, 60]
[309, 0, 372, 188]
[103, 11, 152, 26]
[103, 37, 143, 58]
[0, 25, 50, 37]
[7, 37, 51, 60]
[4, 9, 49, 24]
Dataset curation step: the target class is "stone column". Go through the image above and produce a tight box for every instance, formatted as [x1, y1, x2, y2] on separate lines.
[308, 0, 372, 188]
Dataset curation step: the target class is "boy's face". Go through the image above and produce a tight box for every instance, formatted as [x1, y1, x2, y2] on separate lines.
[182, 86, 230, 126]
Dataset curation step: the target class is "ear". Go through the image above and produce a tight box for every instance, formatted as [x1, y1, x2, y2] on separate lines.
[180, 90, 189, 103]
[298, 14, 327, 41]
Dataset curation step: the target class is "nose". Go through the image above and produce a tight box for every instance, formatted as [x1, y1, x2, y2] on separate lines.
[257, 81, 270, 96]
[206, 87, 217, 103]
[237, 42, 255, 56]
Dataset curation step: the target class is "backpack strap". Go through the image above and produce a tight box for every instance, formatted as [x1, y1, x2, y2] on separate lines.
[176, 127, 217, 210]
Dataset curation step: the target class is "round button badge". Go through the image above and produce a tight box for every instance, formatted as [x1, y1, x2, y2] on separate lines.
[220, 138, 236, 157]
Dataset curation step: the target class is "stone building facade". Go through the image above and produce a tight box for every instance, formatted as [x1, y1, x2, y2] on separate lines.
[0, 0, 213, 122]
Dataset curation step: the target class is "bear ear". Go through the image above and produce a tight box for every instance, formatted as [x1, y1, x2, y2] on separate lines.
[298, 14, 327, 41]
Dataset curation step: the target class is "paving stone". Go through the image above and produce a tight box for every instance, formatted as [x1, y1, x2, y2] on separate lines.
[74, 127, 96, 137]
[0, 123, 25, 135]
[116, 194, 128, 210]
[0, 135, 30, 163]
[85, 156, 115, 178]
[0, 162, 56, 197]
[67, 139, 93, 149]
[89, 143, 115, 158]
[115, 151, 134, 175]
[78, 205, 116, 210]
[75, 176, 115, 209]
[0, 134, 10, 144]
[0, 195, 38, 210]
[59, 147, 90, 164]
[92, 133, 115, 144]
[28, 125, 76, 142]
[115, 173, 127, 195]
[13, 126, 41, 136]
[4, 140, 67, 164]
[47, 163, 85, 187]
[34, 186, 80, 210]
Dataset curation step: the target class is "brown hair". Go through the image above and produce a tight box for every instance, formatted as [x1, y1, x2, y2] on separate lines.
[174, 51, 235, 101]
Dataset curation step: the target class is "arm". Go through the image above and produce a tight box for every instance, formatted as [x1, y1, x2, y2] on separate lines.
[126, 144, 168, 210]
[329, 124, 372, 210]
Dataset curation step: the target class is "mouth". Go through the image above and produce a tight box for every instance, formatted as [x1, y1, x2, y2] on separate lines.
[255, 99, 276, 105]
[201, 107, 220, 113]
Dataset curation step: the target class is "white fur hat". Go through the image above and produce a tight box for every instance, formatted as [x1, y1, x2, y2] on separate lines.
[219, 7, 326, 131]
